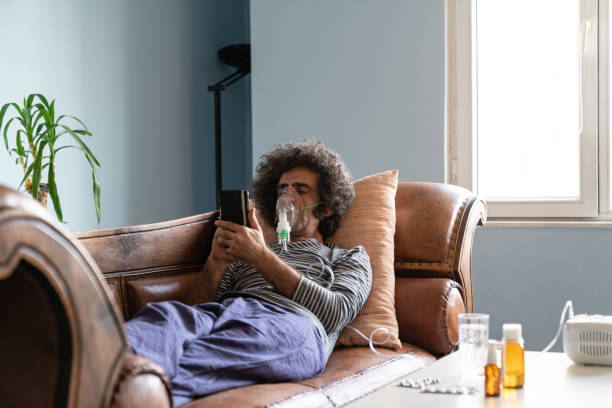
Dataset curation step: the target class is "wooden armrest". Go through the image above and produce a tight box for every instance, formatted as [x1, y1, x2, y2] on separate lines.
[0, 185, 127, 407]
[111, 354, 172, 408]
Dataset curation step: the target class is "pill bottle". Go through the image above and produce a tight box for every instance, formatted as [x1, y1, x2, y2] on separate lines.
[501, 323, 524, 388]
[485, 340, 501, 396]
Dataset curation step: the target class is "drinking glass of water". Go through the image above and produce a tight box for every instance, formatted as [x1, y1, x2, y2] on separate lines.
[458, 313, 489, 379]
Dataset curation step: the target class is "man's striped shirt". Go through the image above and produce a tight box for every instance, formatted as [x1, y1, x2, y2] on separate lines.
[215, 239, 372, 357]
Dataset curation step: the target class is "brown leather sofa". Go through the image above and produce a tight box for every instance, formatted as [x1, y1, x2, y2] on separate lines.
[0, 182, 486, 408]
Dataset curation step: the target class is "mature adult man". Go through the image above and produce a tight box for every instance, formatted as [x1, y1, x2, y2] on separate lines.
[125, 141, 372, 406]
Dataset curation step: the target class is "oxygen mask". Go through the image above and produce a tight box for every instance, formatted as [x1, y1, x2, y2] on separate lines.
[276, 188, 296, 252]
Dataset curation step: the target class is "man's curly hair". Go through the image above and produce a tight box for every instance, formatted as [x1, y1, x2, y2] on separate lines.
[252, 140, 355, 240]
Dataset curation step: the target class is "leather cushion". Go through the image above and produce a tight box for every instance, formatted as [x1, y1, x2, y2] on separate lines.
[105, 276, 124, 320]
[182, 384, 313, 408]
[299, 343, 433, 388]
[181, 343, 434, 408]
[125, 271, 199, 319]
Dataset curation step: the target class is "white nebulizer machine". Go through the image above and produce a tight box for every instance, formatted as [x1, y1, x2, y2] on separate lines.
[563, 313, 612, 365]
[276, 188, 296, 252]
[542, 300, 612, 366]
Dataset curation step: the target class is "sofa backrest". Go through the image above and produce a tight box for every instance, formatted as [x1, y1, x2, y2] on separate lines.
[74, 212, 216, 321]
[73, 182, 485, 321]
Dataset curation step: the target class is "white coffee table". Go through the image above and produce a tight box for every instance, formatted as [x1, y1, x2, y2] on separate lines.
[347, 351, 612, 407]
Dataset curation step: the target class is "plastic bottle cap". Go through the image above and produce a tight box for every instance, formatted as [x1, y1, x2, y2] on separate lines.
[487, 340, 501, 364]
[503, 323, 522, 341]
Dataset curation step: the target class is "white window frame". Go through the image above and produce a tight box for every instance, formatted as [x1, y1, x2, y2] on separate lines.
[446, 0, 604, 219]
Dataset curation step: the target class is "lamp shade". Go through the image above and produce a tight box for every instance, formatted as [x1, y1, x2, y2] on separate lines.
[217, 44, 250, 74]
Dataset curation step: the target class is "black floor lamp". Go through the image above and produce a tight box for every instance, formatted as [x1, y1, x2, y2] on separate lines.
[208, 43, 251, 209]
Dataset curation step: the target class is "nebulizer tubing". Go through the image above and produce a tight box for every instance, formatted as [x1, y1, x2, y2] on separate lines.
[344, 326, 392, 356]
[344, 325, 425, 368]
[301, 260, 389, 354]
[302, 260, 422, 366]
[541, 300, 574, 353]
[300, 202, 321, 213]
[347, 300, 574, 365]
[525, 300, 575, 363]
[303, 258, 334, 289]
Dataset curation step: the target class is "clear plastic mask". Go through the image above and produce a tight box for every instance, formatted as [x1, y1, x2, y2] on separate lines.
[276, 188, 297, 227]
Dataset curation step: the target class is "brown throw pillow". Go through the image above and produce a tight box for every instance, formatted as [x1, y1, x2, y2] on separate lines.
[330, 170, 401, 349]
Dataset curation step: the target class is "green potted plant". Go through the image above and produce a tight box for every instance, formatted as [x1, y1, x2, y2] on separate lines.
[0, 93, 101, 224]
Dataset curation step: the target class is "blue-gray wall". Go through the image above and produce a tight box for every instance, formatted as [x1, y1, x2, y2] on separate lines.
[251, 0, 612, 351]
[0, 0, 251, 231]
[251, 0, 444, 181]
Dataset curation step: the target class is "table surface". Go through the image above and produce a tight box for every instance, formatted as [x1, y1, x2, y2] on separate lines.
[347, 351, 612, 407]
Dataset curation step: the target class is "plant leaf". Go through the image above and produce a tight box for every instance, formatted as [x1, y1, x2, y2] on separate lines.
[33, 94, 50, 109]
[32, 108, 45, 132]
[2, 117, 16, 151]
[35, 122, 45, 136]
[48, 156, 63, 222]
[0, 103, 11, 139]
[53, 145, 79, 154]
[60, 125, 100, 166]
[73, 129, 92, 137]
[23, 106, 31, 129]
[26, 94, 35, 107]
[18, 163, 34, 190]
[16, 130, 26, 155]
[30, 140, 46, 199]
[35, 123, 61, 144]
[86, 155, 101, 224]
[10, 102, 23, 119]
[12, 148, 29, 157]
[16, 158, 48, 190]
[65, 115, 89, 132]
[49, 100, 55, 122]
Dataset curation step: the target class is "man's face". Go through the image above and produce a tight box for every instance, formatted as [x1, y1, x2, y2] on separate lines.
[277, 167, 329, 241]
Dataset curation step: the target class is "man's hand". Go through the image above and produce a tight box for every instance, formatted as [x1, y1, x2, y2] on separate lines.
[214, 208, 270, 268]
[216, 208, 302, 298]
[184, 224, 239, 306]
[209, 227, 238, 268]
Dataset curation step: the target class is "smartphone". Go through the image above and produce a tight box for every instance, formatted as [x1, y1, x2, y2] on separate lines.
[220, 190, 251, 227]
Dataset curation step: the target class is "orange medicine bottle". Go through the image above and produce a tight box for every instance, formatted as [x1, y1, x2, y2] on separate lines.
[485, 340, 501, 396]
[501, 323, 524, 388]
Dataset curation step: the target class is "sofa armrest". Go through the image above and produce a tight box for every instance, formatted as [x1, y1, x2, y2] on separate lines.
[0, 185, 128, 407]
[111, 354, 172, 408]
[394, 278, 464, 355]
[394, 183, 486, 313]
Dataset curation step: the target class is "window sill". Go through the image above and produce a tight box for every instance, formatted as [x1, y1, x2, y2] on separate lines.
[485, 219, 612, 228]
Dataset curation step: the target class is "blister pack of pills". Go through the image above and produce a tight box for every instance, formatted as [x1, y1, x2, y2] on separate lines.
[399, 377, 479, 395]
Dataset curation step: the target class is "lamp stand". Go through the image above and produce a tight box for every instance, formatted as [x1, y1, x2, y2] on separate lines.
[208, 70, 249, 209]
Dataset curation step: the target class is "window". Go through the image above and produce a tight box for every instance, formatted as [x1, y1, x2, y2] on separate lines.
[446, 0, 609, 219]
